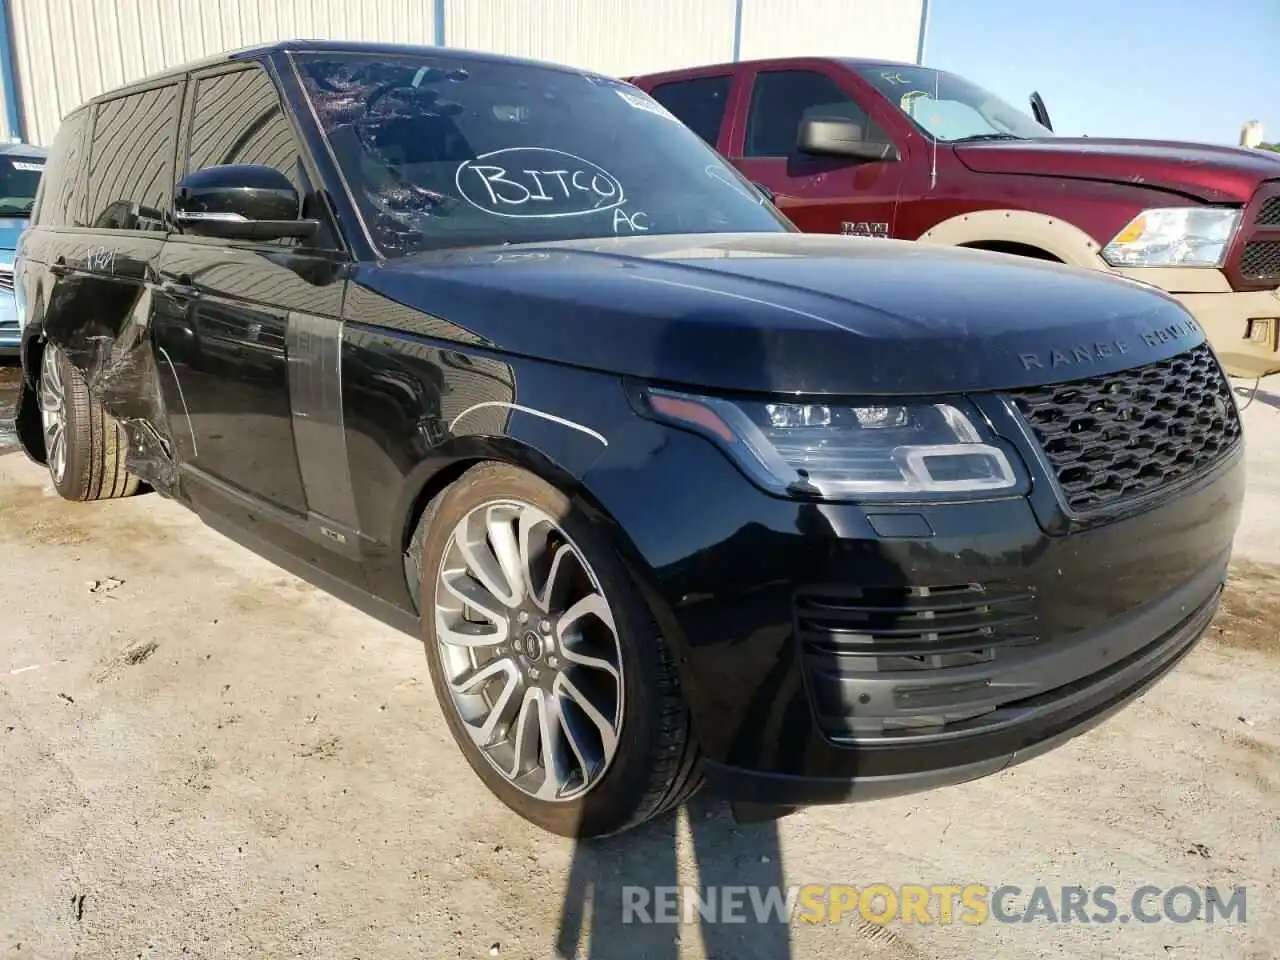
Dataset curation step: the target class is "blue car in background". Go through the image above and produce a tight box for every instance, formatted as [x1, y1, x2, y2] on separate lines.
[0, 140, 46, 358]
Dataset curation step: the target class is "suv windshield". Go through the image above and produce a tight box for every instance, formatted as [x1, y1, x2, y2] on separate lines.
[294, 53, 791, 256]
[0, 152, 44, 218]
[850, 64, 1052, 143]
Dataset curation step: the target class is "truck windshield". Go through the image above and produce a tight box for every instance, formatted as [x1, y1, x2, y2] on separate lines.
[849, 64, 1052, 143]
[0, 152, 45, 218]
[293, 53, 791, 256]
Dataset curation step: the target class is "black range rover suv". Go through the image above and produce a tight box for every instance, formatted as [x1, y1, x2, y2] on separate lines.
[12, 41, 1245, 838]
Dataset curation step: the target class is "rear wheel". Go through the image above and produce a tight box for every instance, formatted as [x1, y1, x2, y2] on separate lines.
[415, 462, 701, 837]
[38, 342, 140, 501]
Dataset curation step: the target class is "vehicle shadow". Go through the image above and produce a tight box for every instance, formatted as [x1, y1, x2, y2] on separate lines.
[552, 286, 911, 958]
[554, 793, 792, 959]
[1233, 380, 1280, 412]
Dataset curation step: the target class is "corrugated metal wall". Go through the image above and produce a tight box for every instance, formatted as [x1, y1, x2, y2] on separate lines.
[443, 0, 737, 77]
[8, 0, 440, 145]
[739, 0, 923, 62]
[2, 0, 923, 146]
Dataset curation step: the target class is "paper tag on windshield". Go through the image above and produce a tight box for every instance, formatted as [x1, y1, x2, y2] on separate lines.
[12, 161, 43, 171]
[615, 89, 679, 123]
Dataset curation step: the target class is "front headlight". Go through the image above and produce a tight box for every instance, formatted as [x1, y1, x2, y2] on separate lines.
[1100, 207, 1241, 268]
[638, 387, 1023, 500]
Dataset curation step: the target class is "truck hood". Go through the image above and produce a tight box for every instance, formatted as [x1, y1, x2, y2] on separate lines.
[353, 232, 1208, 396]
[954, 137, 1280, 204]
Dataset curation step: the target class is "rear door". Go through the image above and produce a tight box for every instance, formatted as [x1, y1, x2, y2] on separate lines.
[728, 65, 905, 237]
[64, 79, 183, 432]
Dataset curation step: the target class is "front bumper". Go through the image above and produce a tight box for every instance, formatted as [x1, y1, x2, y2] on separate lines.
[703, 576, 1220, 806]
[583, 400, 1245, 809]
[1173, 287, 1280, 379]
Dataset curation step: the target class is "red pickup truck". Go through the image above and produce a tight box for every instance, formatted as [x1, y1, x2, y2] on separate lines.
[629, 58, 1280, 379]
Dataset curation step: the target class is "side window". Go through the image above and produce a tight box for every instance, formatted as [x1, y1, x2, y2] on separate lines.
[744, 70, 885, 158]
[648, 76, 732, 147]
[32, 108, 90, 228]
[86, 84, 181, 231]
[187, 68, 302, 193]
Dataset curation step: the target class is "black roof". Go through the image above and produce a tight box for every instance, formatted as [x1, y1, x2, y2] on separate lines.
[81, 38, 609, 107]
[627, 54, 924, 81]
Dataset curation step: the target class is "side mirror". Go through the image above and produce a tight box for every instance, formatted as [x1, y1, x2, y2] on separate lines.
[174, 164, 320, 242]
[798, 117, 898, 162]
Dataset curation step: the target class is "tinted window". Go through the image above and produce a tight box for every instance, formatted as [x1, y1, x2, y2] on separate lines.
[0, 152, 45, 218]
[86, 84, 181, 231]
[32, 109, 89, 228]
[648, 76, 732, 146]
[294, 54, 788, 256]
[187, 68, 302, 190]
[745, 70, 883, 158]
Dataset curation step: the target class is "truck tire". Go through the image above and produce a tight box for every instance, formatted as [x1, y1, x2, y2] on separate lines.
[38, 342, 141, 501]
[414, 461, 702, 838]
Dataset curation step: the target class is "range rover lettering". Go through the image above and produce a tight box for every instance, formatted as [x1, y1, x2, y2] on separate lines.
[12, 42, 1245, 838]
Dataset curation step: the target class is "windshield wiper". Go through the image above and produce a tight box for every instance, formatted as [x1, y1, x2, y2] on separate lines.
[948, 133, 1025, 143]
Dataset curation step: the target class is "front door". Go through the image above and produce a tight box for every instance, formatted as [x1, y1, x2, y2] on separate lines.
[149, 62, 359, 581]
[730, 67, 904, 238]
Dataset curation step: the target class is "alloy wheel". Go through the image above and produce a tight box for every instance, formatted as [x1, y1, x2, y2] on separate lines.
[433, 500, 625, 802]
[38, 345, 67, 484]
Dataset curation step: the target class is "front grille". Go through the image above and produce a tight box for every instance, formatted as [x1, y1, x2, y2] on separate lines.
[1257, 197, 1280, 227]
[794, 582, 1038, 672]
[1009, 343, 1241, 514]
[1240, 240, 1280, 281]
[0, 267, 12, 292]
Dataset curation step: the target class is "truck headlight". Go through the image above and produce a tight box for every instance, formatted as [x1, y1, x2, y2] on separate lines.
[1100, 207, 1240, 268]
[637, 387, 1024, 500]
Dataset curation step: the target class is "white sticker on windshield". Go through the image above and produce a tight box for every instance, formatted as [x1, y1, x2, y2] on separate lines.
[12, 161, 43, 171]
[455, 147, 626, 219]
[615, 89, 680, 122]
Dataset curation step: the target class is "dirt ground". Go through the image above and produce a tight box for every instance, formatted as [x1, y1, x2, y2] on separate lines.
[0, 365, 1277, 960]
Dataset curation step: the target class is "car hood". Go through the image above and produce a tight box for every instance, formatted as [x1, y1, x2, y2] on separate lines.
[954, 137, 1280, 204]
[353, 232, 1208, 396]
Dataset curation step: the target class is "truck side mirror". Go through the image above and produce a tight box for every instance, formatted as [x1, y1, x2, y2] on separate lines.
[797, 117, 898, 162]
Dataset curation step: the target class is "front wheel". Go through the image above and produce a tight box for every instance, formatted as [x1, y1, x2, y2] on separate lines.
[415, 462, 702, 838]
[38, 342, 140, 501]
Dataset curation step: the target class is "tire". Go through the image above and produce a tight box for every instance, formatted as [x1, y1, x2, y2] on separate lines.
[414, 462, 702, 838]
[38, 342, 141, 502]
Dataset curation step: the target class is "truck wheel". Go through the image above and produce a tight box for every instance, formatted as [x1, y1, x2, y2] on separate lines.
[38, 342, 140, 501]
[414, 462, 702, 838]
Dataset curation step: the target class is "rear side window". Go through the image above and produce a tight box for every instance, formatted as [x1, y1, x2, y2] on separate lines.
[32, 108, 90, 227]
[648, 76, 732, 147]
[86, 83, 182, 231]
[745, 69, 883, 158]
[187, 67, 302, 192]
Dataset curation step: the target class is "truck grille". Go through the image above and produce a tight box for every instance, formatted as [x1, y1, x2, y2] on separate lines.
[1240, 241, 1280, 282]
[1009, 343, 1241, 514]
[1258, 197, 1280, 227]
[0, 267, 12, 292]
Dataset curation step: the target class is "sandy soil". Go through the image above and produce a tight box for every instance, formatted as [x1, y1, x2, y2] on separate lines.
[0, 376, 1276, 960]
